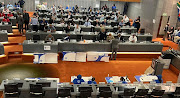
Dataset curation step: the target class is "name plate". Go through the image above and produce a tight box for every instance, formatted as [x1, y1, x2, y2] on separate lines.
[44, 45, 51, 50]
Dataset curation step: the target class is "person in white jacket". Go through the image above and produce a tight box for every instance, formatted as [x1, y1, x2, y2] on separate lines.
[129, 34, 137, 43]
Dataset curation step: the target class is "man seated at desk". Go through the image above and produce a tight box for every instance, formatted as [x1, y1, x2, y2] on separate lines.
[45, 34, 54, 42]
[119, 20, 125, 27]
[117, 26, 122, 34]
[129, 34, 137, 43]
[39, 18, 48, 31]
[7, 12, 13, 17]
[7, 3, 13, 8]
[94, 19, 100, 26]
[47, 24, 56, 32]
[2, 15, 10, 23]
[73, 74, 85, 84]
[88, 77, 97, 84]
[99, 27, 107, 40]
[74, 24, 81, 33]
[117, 33, 124, 42]
[84, 18, 91, 27]
[65, 24, 71, 33]
[102, 19, 107, 26]
[107, 33, 115, 42]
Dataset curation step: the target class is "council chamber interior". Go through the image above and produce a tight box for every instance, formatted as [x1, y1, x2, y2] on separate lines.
[0, 0, 180, 98]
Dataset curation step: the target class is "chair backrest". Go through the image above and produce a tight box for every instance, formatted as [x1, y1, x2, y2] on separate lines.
[151, 89, 165, 96]
[4, 83, 19, 93]
[30, 84, 43, 93]
[80, 90, 91, 98]
[99, 91, 112, 98]
[58, 88, 71, 97]
[136, 89, 149, 96]
[175, 87, 180, 95]
[124, 88, 135, 96]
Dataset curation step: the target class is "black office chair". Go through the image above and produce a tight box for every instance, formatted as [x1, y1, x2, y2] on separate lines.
[99, 91, 112, 98]
[29, 84, 44, 98]
[135, 89, 149, 98]
[80, 90, 91, 98]
[122, 88, 135, 98]
[150, 89, 165, 98]
[57, 88, 71, 98]
[174, 87, 180, 97]
[4, 83, 20, 98]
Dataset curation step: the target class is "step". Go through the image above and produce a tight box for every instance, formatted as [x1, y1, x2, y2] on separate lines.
[2, 43, 22, 46]
[8, 51, 23, 58]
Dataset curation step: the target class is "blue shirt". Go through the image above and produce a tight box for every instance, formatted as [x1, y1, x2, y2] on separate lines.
[112, 6, 116, 10]
[88, 81, 97, 84]
[73, 78, 85, 84]
[31, 18, 39, 25]
[177, 32, 180, 37]
[7, 4, 13, 8]
[84, 21, 91, 27]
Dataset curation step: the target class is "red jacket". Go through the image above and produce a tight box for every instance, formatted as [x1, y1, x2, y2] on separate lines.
[0, 13, 5, 17]
[7, 14, 13, 17]
[2, 18, 10, 22]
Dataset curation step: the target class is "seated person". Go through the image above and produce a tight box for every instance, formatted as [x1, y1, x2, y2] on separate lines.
[7, 12, 13, 17]
[67, 12, 72, 19]
[119, 20, 125, 27]
[59, 19, 65, 26]
[88, 77, 97, 84]
[101, 19, 107, 26]
[123, 15, 130, 26]
[0, 11, 5, 17]
[84, 19, 91, 27]
[117, 33, 124, 42]
[65, 24, 71, 33]
[45, 34, 54, 42]
[39, 19, 48, 31]
[94, 19, 100, 26]
[119, 77, 127, 84]
[117, 26, 122, 34]
[129, 34, 137, 43]
[47, 24, 56, 32]
[106, 33, 115, 42]
[73, 74, 85, 84]
[49, 17, 54, 24]
[2, 15, 10, 23]
[63, 34, 70, 41]
[7, 3, 13, 8]
[3, 7, 10, 13]
[100, 14, 104, 22]
[99, 27, 107, 40]
[74, 24, 81, 33]
[174, 30, 180, 43]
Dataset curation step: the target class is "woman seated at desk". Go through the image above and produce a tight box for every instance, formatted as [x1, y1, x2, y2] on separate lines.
[99, 27, 107, 40]
[88, 77, 97, 84]
[107, 33, 115, 42]
[45, 34, 54, 42]
[119, 77, 127, 84]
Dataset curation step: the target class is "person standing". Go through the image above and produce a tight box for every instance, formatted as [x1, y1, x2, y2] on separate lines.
[18, 0, 25, 9]
[111, 39, 119, 60]
[134, 16, 141, 32]
[23, 10, 29, 31]
[17, 13, 24, 34]
[163, 23, 170, 41]
[30, 15, 39, 32]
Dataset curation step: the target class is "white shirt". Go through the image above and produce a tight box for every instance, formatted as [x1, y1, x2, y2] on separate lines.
[129, 36, 137, 43]
[41, 4, 47, 10]
[74, 25, 81, 33]
[123, 16, 129, 23]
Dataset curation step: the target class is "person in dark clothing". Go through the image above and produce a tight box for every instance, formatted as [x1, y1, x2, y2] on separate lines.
[49, 17, 54, 24]
[18, 0, 25, 9]
[133, 16, 141, 32]
[17, 13, 24, 34]
[94, 19, 100, 26]
[23, 10, 30, 30]
[168, 26, 174, 40]
[65, 25, 71, 33]
[99, 27, 107, 40]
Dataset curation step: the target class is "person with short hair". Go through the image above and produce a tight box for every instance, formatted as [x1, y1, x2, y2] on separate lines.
[23, 10, 30, 30]
[129, 34, 137, 43]
[163, 23, 170, 41]
[47, 24, 56, 32]
[17, 13, 24, 34]
[45, 34, 54, 42]
[88, 77, 97, 84]
[18, 0, 25, 9]
[111, 39, 119, 60]
[74, 24, 81, 33]
[99, 27, 107, 40]
[30, 15, 39, 32]
[84, 18, 91, 27]
[7, 2, 13, 8]
[73, 74, 85, 84]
